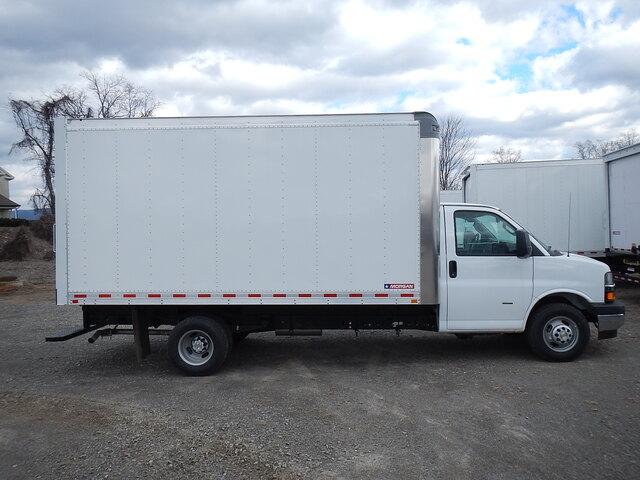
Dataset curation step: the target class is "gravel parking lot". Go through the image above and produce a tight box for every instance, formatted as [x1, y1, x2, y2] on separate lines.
[0, 262, 638, 479]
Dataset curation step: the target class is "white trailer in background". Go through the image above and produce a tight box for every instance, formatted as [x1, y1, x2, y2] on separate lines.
[440, 190, 464, 204]
[462, 159, 609, 256]
[604, 143, 640, 284]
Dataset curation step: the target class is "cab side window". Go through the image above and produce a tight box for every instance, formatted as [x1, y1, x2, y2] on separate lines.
[454, 211, 518, 256]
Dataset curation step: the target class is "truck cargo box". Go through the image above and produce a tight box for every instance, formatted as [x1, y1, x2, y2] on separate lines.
[54, 113, 440, 306]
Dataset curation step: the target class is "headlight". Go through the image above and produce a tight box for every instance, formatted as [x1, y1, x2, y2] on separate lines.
[605, 272, 614, 287]
[604, 272, 615, 303]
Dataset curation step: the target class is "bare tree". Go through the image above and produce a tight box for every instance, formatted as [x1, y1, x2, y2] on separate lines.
[574, 129, 639, 159]
[491, 146, 522, 163]
[82, 71, 159, 118]
[9, 73, 159, 215]
[9, 92, 87, 216]
[439, 115, 476, 190]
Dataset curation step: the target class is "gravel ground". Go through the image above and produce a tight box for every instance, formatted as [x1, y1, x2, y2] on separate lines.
[0, 262, 638, 479]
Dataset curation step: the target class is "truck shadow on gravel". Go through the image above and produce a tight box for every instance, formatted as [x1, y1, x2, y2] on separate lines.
[224, 332, 613, 371]
[59, 331, 613, 377]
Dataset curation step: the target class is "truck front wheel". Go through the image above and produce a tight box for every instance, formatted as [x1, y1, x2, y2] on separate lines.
[168, 316, 231, 375]
[526, 304, 590, 361]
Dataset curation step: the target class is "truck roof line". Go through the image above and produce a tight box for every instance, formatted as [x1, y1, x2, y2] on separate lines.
[603, 142, 640, 162]
[469, 158, 604, 168]
[441, 202, 496, 209]
[413, 112, 440, 138]
[62, 111, 435, 122]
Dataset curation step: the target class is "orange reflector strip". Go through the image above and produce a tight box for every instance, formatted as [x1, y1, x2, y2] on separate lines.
[606, 291, 616, 302]
[411, 299, 418, 304]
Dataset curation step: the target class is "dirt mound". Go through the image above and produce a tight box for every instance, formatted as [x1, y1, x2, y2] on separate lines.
[0, 226, 53, 261]
[0, 227, 30, 260]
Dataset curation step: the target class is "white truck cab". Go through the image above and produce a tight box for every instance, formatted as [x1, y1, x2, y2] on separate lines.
[440, 202, 625, 360]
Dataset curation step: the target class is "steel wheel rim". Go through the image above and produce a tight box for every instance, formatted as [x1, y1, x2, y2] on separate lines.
[543, 316, 579, 352]
[178, 329, 213, 366]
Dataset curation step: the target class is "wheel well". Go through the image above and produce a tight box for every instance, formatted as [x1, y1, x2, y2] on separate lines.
[526, 293, 594, 330]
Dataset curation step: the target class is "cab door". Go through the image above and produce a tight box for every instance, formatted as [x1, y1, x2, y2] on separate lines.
[444, 206, 533, 331]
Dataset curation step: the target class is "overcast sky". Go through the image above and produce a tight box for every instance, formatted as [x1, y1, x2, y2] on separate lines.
[1, 0, 639, 208]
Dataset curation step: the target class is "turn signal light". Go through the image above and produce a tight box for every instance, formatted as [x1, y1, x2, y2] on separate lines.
[605, 291, 616, 303]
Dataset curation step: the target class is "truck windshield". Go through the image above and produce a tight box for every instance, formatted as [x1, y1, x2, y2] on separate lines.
[498, 210, 562, 256]
[528, 232, 562, 256]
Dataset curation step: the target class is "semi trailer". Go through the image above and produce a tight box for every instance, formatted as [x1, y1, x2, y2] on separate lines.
[604, 143, 640, 284]
[462, 159, 609, 257]
[462, 152, 640, 284]
[440, 189, 464, 204]
[47, 112, 625, 375]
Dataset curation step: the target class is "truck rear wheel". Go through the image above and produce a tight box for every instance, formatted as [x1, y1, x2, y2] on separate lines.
[526, 304, 590, 361]
[168, 316, 231, 375]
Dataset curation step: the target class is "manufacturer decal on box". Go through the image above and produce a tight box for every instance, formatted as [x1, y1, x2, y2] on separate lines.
[384, 283, 414, 289]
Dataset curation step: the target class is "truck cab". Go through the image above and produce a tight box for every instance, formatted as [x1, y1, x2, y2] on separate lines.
[440, 202, 625, 360]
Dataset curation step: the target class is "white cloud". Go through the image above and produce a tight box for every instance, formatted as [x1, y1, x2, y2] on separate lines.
[1, 0, 640, 205]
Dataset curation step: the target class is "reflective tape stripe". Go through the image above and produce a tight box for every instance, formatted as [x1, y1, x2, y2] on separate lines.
[67, 291, 419, 302]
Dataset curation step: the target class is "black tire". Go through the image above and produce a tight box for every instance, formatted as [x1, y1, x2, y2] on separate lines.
[168, 316, 231, 375]
[233, 332, 249, 345]
[526, 303, 590, 361]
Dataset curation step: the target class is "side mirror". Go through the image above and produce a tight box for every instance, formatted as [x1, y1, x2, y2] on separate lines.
[516, 229, 532, 258]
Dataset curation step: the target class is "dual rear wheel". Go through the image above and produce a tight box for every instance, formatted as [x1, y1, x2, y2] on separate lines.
[168, 316, 232, 375]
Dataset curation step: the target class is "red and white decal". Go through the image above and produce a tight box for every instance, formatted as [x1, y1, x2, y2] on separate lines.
[67, 290, 418, 303]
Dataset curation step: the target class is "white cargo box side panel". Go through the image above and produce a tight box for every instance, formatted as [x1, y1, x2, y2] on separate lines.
[63, 120, 421, 304]
[464, 160, 608, 254]
[608, 152, 640, 250]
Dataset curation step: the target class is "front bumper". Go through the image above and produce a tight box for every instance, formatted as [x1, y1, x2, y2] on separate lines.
[589, 301, 625, 339]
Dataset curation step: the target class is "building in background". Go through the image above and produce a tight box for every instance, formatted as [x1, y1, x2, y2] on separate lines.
[0, 166, 20, 219]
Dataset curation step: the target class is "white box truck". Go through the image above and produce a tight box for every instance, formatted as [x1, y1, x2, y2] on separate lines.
[462, 159, 609, 256]
[48, 113, 624, 375]
[604, 142, 640, 284]
[440, 190, 464, 203]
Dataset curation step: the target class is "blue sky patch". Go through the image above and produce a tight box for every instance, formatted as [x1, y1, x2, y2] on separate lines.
[496, 61, 532, 93]
[562, 4, 586, 28]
